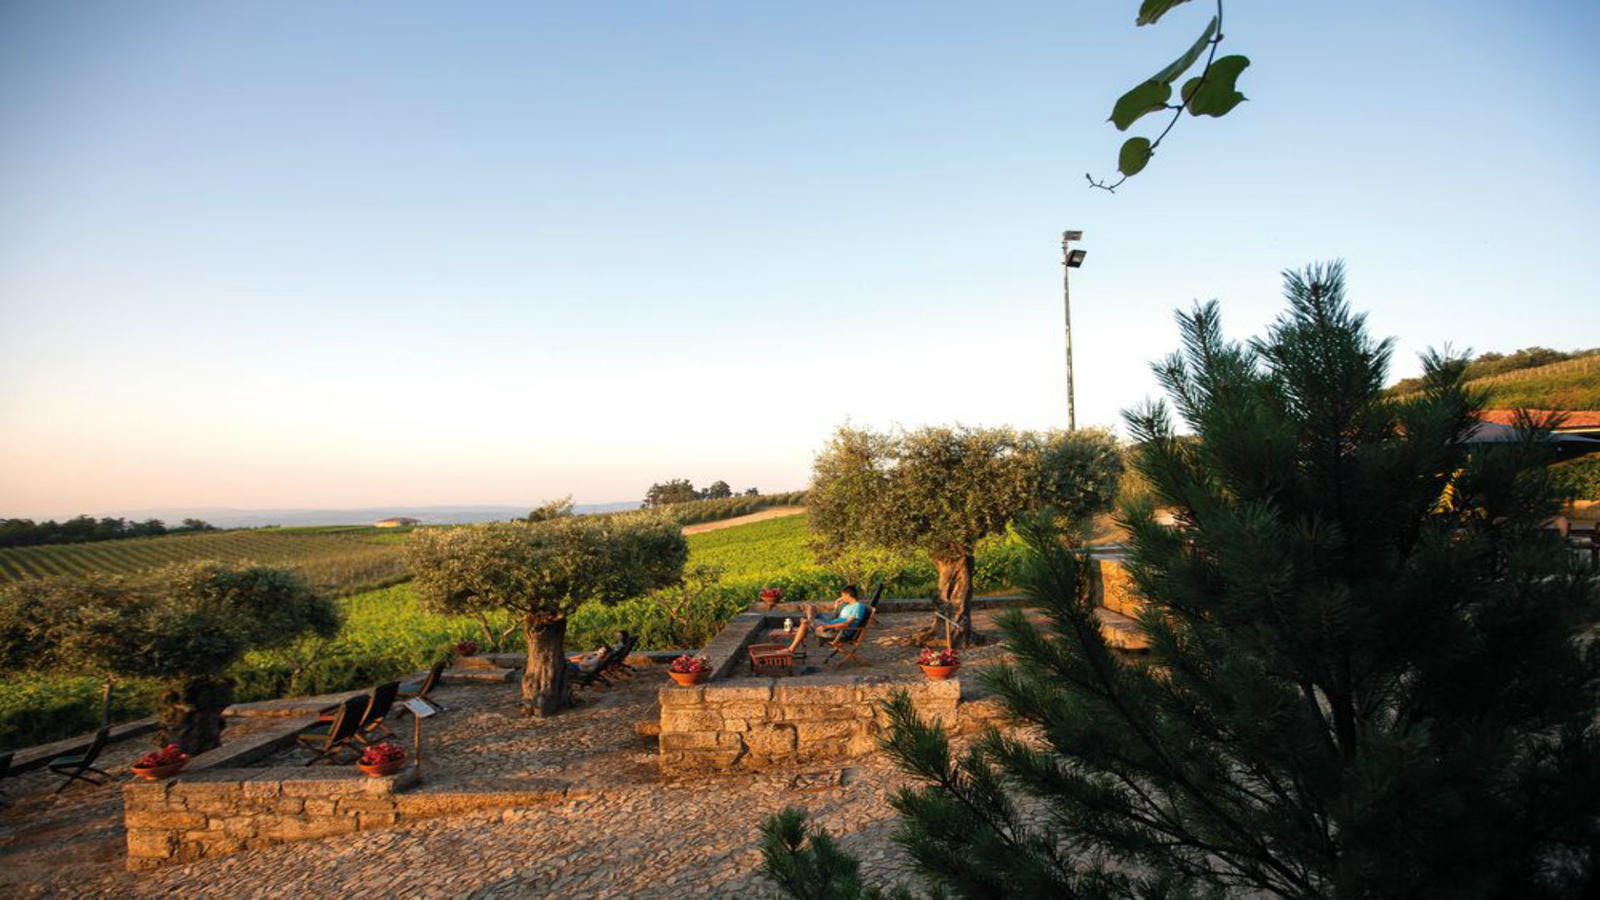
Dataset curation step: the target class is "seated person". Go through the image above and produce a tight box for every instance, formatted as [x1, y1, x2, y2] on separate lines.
[805, 585, 869, 639]
[566, 646, 610, 675]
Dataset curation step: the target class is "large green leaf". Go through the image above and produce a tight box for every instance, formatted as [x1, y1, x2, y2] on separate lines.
[1118, 137, 1153, 176]
[1182, 55, 1250, 118]
[1150, 16, 1218, 85]
[1109, 79, 1172, 131]
[1136, 0, 1195, 26]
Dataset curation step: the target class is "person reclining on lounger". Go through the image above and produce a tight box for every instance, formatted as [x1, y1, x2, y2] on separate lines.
[805, 585, 869, 639]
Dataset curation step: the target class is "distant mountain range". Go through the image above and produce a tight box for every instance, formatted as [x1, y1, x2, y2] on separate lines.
[94, 503, 641, 529]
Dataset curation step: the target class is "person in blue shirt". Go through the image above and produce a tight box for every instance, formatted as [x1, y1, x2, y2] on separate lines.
[806, 585, 869, 639]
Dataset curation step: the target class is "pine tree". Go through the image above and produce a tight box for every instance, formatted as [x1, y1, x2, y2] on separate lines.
[764, 262, 1600, 897]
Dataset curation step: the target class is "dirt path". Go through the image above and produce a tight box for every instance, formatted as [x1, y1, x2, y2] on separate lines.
[681, 506, 805, 535]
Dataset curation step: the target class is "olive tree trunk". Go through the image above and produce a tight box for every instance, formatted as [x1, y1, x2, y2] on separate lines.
[160, 676, 233, 755]
[932, 552, 976, 648]
[521, 614, 572, 717]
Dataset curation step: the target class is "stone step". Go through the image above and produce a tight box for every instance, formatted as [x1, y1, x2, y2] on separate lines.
[443, 666, 517, 684]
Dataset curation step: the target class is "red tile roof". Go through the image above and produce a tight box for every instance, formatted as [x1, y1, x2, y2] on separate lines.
[1477, 410, 1600, 429]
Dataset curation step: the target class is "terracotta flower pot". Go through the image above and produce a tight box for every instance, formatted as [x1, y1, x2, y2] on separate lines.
[131, 760, 188, 781]
[358, 759, 407, 777]
[668, 670, 708, 687]
[920, 664, 960, 681]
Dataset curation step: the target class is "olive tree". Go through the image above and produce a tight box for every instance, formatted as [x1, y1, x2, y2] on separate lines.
[0, 563, 340, 753]
[809, 425, 1122, 646]
[406, 514, 687, 716]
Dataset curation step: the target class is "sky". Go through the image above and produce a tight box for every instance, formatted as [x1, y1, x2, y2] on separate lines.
[2, 1, 1598, 518]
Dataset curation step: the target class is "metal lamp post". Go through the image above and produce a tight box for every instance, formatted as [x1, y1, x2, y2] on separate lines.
[1061, 230, 1086, 431]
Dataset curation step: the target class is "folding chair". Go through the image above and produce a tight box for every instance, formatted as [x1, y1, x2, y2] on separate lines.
[48, 726, 113, 793]
[822, 585, 883, 668]
[299, 695, 366, 765]
[398, 661, 446, 707]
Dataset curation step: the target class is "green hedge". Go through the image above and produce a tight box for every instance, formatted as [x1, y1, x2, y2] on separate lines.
[1552, 456, 1600, 502]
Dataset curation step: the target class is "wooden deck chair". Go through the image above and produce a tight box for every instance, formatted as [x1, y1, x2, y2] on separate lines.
[398, 661, 447, 711]
[298, 695, 366, 765]
[822, 584, 883, 668]
[48, 726, 113, 793]
[352, 681, 401, 744]
[567, 643, 621, 690]
[594, 633, 640, 686]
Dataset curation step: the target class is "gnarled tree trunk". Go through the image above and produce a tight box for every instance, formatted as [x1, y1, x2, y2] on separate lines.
[932, 551, 976, 648]
[160, 676, 233, 755]
[521, 614, 572, 717]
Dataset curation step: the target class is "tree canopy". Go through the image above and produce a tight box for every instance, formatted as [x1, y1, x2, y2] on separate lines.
[0, 563, 339, 752]
[808, 425, 1122, 645]
[407, 514, 687, 715]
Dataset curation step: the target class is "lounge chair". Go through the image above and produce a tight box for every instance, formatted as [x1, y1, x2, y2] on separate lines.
[595, 632, 641, 686]
[569, 632, 637, 690]
[398, 660, 447, 710]
[48, 726, 113, 793]
[299, 695, 367, 765]
[351, 681, 401, 744]
[822, 585, 883, 668]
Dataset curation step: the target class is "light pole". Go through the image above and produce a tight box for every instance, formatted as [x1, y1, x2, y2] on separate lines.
[1061, 230, 1086, 432]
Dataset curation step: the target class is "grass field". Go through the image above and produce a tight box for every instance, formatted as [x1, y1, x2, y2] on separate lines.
[0, 511, 1028, 750]
[1389, 353, 1600, 410]
[0, 526, 410, 596]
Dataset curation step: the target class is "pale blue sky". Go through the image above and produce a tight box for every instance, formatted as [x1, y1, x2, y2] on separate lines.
[2, 1, 1597, 517]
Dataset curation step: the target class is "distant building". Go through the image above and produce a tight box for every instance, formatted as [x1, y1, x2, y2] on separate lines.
[1476, 409, 1600, 439]
[374, 517, 421, 528]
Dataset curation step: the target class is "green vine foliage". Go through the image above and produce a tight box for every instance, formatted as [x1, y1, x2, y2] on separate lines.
[1089, 0, 1249, 190]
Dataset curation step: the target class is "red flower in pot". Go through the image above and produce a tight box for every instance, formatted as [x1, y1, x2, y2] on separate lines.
[357, 742, 407, 777]
[917, 647, 960, 680]
[668, 654, 711, 686]
[759, 587, 783, 608]
[132, 743, 190, 780]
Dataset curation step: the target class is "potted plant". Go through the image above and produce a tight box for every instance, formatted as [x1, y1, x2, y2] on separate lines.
[454, 639, 479, 659]
[357, 742, 407, 777]
[668, 654, 711, 686]
[918, 647, 960, 680]
[132, 743, 190, 780]
[759, 587, 783, 608]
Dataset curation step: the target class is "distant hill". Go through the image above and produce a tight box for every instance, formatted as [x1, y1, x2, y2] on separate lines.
[95, 503, 640, 530]
[1388, 348, 1600, 410]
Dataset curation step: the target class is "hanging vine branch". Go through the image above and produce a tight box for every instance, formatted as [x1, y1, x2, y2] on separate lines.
[1087, 0, 1249, 192]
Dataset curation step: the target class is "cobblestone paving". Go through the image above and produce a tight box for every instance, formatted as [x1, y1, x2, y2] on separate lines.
[0, 716, 292, 898]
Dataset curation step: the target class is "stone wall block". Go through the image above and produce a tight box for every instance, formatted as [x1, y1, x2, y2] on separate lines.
[125, 809, 206, 830]
[743, 724, 797, 755]
[659, 731, 721, 751]
[661, 709, 724, 732]
[658, 685, 706, 707]
[126, 829, 177, 860]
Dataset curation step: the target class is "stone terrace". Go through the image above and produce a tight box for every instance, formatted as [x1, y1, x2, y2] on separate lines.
[0, 604, 1083, 896]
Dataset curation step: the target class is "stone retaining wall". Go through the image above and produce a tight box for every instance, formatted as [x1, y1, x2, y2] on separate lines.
[123, 766, 569, 870]
[658, 675, 960, 774]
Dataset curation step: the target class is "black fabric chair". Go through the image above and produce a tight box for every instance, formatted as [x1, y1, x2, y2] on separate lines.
[352, 681, 401, 744]
[298, 695, 367, 765]
[398, 661, 446, 704]
[48, 726, 113, 793]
